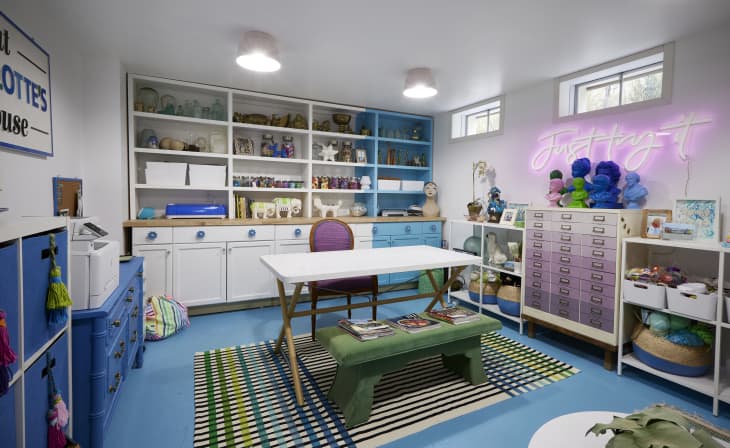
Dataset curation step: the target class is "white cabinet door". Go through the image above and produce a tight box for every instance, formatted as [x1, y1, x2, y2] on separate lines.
[132, 244, 172, 298]
[173, 242, 226, 307]
[227, 241, 275, 303]
[355, 236, 373, 249]
[275, 240, 310, 295]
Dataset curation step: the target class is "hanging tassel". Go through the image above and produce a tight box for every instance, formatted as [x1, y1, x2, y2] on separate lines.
[0, 310, 17, 396]
[47, 407, 67, 448]
[46, 234, 72, 326]
[46, 353, 69, 448]
[52, 392, 69, 427]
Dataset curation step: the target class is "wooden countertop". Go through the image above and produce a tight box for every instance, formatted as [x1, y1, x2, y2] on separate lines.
[123, 216, 447, 227]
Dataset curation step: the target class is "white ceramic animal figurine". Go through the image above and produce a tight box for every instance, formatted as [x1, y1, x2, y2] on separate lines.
[272, 197, 302, 218]
[250, 201, 276, 219]
[486, 232, 507, 265]
[313, 197, 342, 217]
[318, 143, 338, 162]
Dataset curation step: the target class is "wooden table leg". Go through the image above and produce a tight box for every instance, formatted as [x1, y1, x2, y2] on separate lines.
[426, 266, 465, 311]
[603, 350, 615, 371]
[527, 320, 536, 338]
[274, 280, 304, 406]
[275, 283, 303, 354]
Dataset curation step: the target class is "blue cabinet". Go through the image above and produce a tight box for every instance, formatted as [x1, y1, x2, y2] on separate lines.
[370, 221, 442, 285]
[72, 257, 145, 448]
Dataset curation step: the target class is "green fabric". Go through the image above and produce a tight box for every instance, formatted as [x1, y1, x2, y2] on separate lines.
[418, 268, 444, 294]
[316, 311, 501, 366]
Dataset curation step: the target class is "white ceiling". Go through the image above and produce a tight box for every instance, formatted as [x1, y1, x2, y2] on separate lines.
[48, 0, 730, 115]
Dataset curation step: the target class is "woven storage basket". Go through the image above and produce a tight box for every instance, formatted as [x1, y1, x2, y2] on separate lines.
[631, 324, 712, 377]
[497, 285, 521, 316]
[468, 280, 499, 304]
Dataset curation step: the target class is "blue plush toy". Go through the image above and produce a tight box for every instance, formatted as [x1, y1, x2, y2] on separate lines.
[486, 186, 506, 223]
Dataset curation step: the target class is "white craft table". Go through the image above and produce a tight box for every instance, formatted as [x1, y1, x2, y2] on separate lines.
[260, 245, 481, 405]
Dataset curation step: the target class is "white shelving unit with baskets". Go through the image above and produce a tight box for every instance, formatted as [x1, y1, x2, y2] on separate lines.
[127, 74, 433, 220]
[618, 237, 730, 416]
[447, 219, 526, 333]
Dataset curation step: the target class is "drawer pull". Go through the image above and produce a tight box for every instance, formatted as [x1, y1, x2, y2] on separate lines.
[592, 238, 605, 246]
[592, 261, 604, 269]
[560, 256, 570, 263]
[560, 224, 571, 231]
[559, 310, 569, 317]
[533, 261, 543, 269]
[560, 246, 571, 253]
[535, 212, 544, 218]
[114, 351, 122, 359]
[196, 230, 206, 239]
[592, 250, 605, 257]
[592, 227, 605, 234]
[589, 319, 602, 327]
[533, 271, 542, 278]
[533, 242, 542, 249]
[405, 225, 412, 233]
[531, 291, 542, 298]
[532, 281, 541, 288]
[534, 231, 543, 238]
[109, 385, 117, 393]
[559, 299, 569, 306]
[131, 335, 138, 343]
[430, 224, 437, 232]
[560, 267, 569, 274]
[128, 287, 135, 293]
[591, 273, 604, 281]
[248, 229, 256, 237]
[147, 231, 158, 240]
[126, 294, 133, 303]
[561, 213, 572, 220]
[531, 301, 542, 309]
[137, 271, 143, 277]
[559, 278, 570, 284]
[559, 288, 570, 295]
[590, 308, 602, 316]
[591, 285, 604, 293]
[560, 235, 572, 242]
[534, 252, 542, 258]
[294, 228, 302, 236]
[112, 320, 121, 328]
[590, 296, 604, 304]
[534, 222, 543, 229]
[593, 215, 606, 222]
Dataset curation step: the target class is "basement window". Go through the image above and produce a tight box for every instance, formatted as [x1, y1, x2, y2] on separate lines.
[556, 43, 674, 119]
[450, 96, 503, 141]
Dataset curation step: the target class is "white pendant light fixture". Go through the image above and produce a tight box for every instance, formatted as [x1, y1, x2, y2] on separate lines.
[403, 67, 437, 98]
[236, 31, 281, 72]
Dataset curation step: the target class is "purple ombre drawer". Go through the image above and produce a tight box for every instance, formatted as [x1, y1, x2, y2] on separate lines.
[550, 295, 580, 321]
[553, 221, 577, 233]
[583, 257, 615, 274]
[580, 269, 615, 287]
[550, 263, 584, 279]
[552, 241, 581, 256]
[581, 280, 614, 297]
[552, 211, 580, 223]
[552, 252, 579, 266]
[550, 272, 581, 290]
[581, 234, 616, 249]
[527, 210, 552, 221]
[526, 268, 549, 285]
[527, 258, 549, 271]
[550, 283, 580, 301]
[581, 246, 617, 262]
[527, 220, 551, 231]
[527, 248, 549, 261]
[576, 222, 616, 237]
[525, 287, 550, 312]
[576, 212, 618, 226]
[527, 229, 550, 241]
[583, 291, 615, 310]
[527, 239, 549, 251]
[527, 277, 549, 292]
[580, 307, 614, 332]
[552, 232, 579, 244]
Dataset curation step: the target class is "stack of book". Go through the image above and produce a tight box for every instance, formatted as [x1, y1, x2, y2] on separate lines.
[427, 306, 480, 324]
[338, 319, 395, 341]
[386, 313, 441, 333]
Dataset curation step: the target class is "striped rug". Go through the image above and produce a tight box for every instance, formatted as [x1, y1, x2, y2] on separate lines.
[193, 332, 579, 448]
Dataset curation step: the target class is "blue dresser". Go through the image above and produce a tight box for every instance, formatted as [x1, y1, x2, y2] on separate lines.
[371, 221, 442, 285]
[72, 257, 145, 448]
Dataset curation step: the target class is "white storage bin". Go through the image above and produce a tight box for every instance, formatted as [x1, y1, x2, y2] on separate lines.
[622, 279, 666, 308]
[401, 180, 425, 191]
[378, 179, 401, 190]
[666, 287, 717, 321]
[145, 161, 187, 186]
[189, 164, 226, 187]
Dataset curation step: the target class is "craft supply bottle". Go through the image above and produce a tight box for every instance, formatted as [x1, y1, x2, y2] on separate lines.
[282, 135, 295, 158]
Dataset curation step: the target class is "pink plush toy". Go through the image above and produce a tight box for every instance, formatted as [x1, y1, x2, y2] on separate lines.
[545, 178, 564, 207]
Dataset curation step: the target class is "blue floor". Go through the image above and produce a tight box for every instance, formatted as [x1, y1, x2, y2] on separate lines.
[105, 292, 730, 447]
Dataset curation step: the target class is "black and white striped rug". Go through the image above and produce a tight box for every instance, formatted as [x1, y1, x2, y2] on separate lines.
[193, 332, 579, 447]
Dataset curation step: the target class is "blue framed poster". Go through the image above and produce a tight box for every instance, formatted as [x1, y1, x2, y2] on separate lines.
[0, 11, 53, 157]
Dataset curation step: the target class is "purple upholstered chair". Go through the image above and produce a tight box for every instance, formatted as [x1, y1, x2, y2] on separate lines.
[309, 218, 378, 339]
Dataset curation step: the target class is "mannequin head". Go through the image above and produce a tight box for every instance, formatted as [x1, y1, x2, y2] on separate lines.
[424, 181, 437, 198]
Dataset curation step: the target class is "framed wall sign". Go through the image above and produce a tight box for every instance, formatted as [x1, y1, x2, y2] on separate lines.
[0, 11, 53, 157]
[673, 198, 720, 242]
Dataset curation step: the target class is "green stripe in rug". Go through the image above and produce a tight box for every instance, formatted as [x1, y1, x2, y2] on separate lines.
[193, 332, 580, 448]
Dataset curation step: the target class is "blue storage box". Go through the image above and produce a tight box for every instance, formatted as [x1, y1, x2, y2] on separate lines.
[165, 203, 227, 218]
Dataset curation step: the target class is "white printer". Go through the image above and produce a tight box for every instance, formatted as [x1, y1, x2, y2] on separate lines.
[70, 217, 120, 310]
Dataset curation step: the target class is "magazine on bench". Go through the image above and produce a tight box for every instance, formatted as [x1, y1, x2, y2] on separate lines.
[386, 313, 441, 333]
[426, 306, 480, 324]
[338, 319, 395, 341]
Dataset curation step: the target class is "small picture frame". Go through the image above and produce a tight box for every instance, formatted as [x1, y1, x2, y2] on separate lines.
[506, 202, 530, 223]
[499, 208, 517, 225]
[673, 198, 720, 242]
[355, 148, 367, 164]
[641, 209, 672, 239]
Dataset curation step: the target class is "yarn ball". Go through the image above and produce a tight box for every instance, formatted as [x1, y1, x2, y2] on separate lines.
[669, 315, 691, 331]
[689, 324, 714, 346]
[666, 330, 705, 347]
[463, 236, 482, 256]
[647, 312, 670, 336]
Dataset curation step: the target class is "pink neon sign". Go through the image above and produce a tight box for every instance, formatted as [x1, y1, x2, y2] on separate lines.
[531, 113, 712, 172]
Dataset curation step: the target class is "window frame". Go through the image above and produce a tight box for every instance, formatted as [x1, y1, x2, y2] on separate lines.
[554, 43, 674, 121]
[450, 95, 505, 143]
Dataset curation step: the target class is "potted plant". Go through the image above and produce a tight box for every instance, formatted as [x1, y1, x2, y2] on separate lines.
[468, 161, 487, 220]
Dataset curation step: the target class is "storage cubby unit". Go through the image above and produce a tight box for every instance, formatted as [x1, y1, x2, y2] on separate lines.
[0, 218, 72, 448]
[617, 237, 730, 416]
[127, 74, 432, 219]
[447, 219, 527, 333]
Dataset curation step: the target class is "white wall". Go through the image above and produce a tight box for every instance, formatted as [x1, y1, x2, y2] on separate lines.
[434, 22, 730, 238]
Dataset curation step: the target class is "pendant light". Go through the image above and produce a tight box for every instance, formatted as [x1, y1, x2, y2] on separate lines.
[403, 67, 437, 98]
[236, 31, 281, 72]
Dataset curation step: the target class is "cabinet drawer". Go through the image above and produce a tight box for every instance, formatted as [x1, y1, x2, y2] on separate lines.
[526, 248, 549, 261]
[527, 259, 549, 271]
[352, 223, 373, 237]
[372, 222, 422, 236]
[527, 239, 549, 250]
[550, 273, 581, 289]
[549, 296, 580, 321]
[576, 213, 618, 226]
[132, 227, 173, 245]
[106, 300, 126, 346]
[553, 221, 577, 233]
[527, 210, 552, 221]
[551, 252, 578, 266]
[525, 287, 550, 312]
[174, 225, 275, 243]
[581, 246, 617, 262]
[551, 241, 580, 256]
[552, 211, 580, 223]
[551, 232, 578, 244]
[550, 283, 580, 301]
[580, 309, 614, 332]
[580, 269, 615, 287]
[583, 291, 615, 309]
[525, 269, 549, 289]
[275, 224, 312, 240]
[423, 222, 442, 235]
[580, 280, 614, 297]
[105, 318, 128, 414]
[583, 257, 615, 274]
[581, 234, 616, 249]
[526, 220, 551, 231]
[576, 222, 616, 237]
[550, 263, 583, 279]
[526, 229, 550, 241]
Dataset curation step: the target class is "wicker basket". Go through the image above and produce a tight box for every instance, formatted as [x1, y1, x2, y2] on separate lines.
[469, 280, 499, 304]
[497, 285, 521, 316]
[631, 324, 712, 377]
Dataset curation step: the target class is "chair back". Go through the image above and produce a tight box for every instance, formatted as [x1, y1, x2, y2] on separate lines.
[310, 219, 354, 252]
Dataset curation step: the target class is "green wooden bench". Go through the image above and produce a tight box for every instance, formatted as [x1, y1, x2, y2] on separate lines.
[315, 311, 502, 427]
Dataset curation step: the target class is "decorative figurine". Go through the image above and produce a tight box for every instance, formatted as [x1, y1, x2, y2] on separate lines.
[486, 233, 508, 265]
[623, 172, 648, 209]
[589, 174, 620, 209]
[487, 186, 506, 223]
[468, 161, 488, 220]
[318, 143, 338, 162]
[360, 175, 371, 190]
[592, 161, 623, 208]
[291, 114, 307, 129]
[567, 178, 589, 208]
[422, 181, 440, 217]
[250, 201, 276, 219]
[565, 157, 592, 193]
[313, 197, 342, 217]
[546, 177, 564, 207]
[272, 198, 302, 218]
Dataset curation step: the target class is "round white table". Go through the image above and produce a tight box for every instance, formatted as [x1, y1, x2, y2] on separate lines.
[528, 411, 627, 448]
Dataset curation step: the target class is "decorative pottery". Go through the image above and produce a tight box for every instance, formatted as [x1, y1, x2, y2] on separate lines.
[332, 113, 352, 133]
[159, 94, 176, 115]
[137, 87, 158, 113]
[350, 202, 367, 217]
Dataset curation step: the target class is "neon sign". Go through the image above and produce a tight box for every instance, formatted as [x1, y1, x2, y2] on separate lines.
[531, 113, 712, 172]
